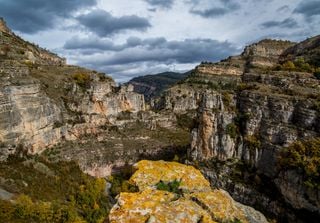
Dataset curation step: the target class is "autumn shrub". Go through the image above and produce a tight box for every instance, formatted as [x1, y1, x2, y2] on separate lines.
[282, 61, 296, 71]
[279, 138, 320, 189]
[244, 135, 261, 151]
[72, 73, 91, 88]
[0, 194, 80, 223]
[294, 58, 313, 72]
[0, 159, 111, 223]
[108, 175, 138, 197]
[279, 58, 320, 74]
[222, 92, 232, 107]
[75, 178, 110, 223]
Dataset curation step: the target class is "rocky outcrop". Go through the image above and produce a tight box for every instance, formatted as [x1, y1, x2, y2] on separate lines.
[242, 39, 295, 68]
[109, 160, 268, 223]
[0, 17, 13, 35]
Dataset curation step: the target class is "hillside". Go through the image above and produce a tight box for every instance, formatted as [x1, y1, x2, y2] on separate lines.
[127, 71, 189, 102]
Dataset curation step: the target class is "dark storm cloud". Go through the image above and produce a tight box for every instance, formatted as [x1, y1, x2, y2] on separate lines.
[71, 37, 238, 66]
[64, 36, 126, 51]
[189, 0, 240, 18]
[144, 0, 174, 9]
[0, 0, 96, 34]
[64, 36, 168, 51]
[294, 1, 320, 19]
[261, 18, 298, 29]
[76, 9, 151, 37]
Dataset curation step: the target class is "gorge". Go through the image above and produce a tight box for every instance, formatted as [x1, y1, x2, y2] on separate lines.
[0, 18, 319, 223]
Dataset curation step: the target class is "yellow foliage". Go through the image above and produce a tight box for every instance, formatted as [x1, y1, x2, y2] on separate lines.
[72, 72, 91, 87]
[282, 61, 296, 70]
[279, 138, 320, 188]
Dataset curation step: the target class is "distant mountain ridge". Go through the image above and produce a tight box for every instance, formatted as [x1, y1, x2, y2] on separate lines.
[127, 71, 189, 101]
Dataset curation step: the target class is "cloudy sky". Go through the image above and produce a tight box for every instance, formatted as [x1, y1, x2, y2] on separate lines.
[1, 0, 320, 82]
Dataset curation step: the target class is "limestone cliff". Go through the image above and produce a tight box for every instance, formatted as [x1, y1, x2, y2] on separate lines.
[0, 22, 145, 159]
[109, 160, 268, 223]
[152, 37, 320, 222]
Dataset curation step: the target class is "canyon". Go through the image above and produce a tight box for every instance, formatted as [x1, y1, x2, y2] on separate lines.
[0, 18, 319, 223]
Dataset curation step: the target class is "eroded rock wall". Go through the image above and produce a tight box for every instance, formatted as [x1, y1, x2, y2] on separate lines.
[0, 62, 145, 159]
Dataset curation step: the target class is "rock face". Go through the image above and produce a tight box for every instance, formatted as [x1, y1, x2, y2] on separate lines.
[152, 38, 320, 222]
[242, 39, 295, 68]
[109, 160, 268, 223]
[0, 23, 145, 159]
[0, 17, 13, 35]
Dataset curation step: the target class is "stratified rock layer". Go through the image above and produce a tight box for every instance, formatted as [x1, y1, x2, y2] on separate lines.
[0, 25, 145, 159]
[109, 160, 268, 223]
[151, 38, 320, 222]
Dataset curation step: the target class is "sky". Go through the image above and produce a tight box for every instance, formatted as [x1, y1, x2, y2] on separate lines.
[0, 0, 320, 82]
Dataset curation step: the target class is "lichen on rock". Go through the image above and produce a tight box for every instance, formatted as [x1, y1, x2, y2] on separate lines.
[109, 160, 268, 223]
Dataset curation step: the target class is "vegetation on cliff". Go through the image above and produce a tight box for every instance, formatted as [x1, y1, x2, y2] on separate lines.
[0, 155, 110, 223]
[279, 138, 320, 189]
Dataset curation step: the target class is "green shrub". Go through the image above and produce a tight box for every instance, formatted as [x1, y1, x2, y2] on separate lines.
[156, 179, 182, 195]
[226, 123, 238, 139]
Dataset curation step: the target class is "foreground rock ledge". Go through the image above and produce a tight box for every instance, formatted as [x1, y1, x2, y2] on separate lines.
[109, 160, 268, 223]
